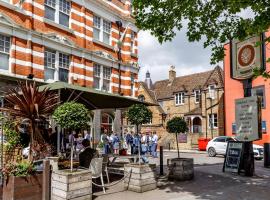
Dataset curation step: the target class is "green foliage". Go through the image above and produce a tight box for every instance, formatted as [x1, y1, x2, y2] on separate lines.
[166, 117, 188, 134]
[53, 102, 89, 130]
[127, 104, 152, 126]
[2, 160, 36, 177]
[133, 0, 270, 64]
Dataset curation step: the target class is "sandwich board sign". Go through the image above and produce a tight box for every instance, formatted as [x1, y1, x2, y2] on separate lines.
[223, 141, 244, 173]
[235, 96, 262, 142]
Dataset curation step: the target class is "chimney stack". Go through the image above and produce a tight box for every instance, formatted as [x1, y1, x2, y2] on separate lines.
[169, 66, 176, 82]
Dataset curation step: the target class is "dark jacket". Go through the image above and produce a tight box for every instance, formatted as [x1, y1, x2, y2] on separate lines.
[79, 147, 98, 168]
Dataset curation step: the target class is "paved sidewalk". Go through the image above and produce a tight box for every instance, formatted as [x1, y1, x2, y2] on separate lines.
[162, 149, 207, 154]
[94, 155, 270, 200]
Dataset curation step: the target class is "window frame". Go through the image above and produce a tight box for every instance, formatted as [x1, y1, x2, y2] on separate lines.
[0, 34, 11, 71]
[44, 49, 70, 83]
[175, 92, 185, 105]
[194, 90, 201, 104]
[44, 0, 70, 27]
[251, 85, 265, 109]
[130, 31, 136, 54]
[208, 84, 216, 99]
[93, 14, 111, 45]
[208, 113, 218, 129]
[93, 63, 111, 92]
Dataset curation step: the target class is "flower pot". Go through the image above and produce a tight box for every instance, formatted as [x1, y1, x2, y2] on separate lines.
[167, 158, 194, 181]
[124, 164, 157, 193]
[3, 173, 43, 200]
[51, 169, 92, 200]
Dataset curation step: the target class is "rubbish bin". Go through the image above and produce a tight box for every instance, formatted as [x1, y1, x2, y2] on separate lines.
[264, 143, 270, 168]
[198, 138, 211, 151]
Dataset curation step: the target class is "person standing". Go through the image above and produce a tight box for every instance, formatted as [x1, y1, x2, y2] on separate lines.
[151, 131, 158, 158]
[146, 131, 152, 155]
[101, 129, 110, 154]
[84, 130, 91, 141]
[112, 132, 120, 154]
[140, 132, 149, 163]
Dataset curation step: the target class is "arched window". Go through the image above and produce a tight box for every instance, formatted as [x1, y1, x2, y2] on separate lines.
[138, 94, 145, 102]
[101, 113, 114, 132]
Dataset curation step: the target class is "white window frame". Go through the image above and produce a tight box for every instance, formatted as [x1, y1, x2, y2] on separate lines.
[208, 113, 218, 129]
[93, 63, 111, 92]
[0, 34, 11, 72]
[175, 92, 185, 105]
[44, 0, 70, 27]
[130, 31, 136, 54]
[44, 49, 70, 83]
[194, 90, 201, 103]
[208, 84, 216, 99]
[93, 15, 111, 45]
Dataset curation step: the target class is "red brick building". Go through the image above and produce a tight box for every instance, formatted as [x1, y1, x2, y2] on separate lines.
[0, 0, 139, 137]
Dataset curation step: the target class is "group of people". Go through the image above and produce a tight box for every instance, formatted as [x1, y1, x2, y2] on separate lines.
[100, 129, 159, 163]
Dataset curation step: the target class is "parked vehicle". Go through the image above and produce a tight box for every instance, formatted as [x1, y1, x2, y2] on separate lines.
[206, 136, 264, 160]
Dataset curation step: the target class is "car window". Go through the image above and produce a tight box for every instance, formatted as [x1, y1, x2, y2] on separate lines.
[226, 137, 235, 142]
[214, 137, 226, 142]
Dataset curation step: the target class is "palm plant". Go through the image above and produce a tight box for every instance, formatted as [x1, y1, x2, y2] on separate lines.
[1, 81, 58, 161]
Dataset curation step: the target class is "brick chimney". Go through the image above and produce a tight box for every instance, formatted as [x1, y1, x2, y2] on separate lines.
[169, 66, 176, 82]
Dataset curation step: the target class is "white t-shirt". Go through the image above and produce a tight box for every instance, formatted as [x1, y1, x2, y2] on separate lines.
[152, 134, 158, 144]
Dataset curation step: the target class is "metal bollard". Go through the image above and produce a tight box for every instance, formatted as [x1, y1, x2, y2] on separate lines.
[160, 146, 163, 175]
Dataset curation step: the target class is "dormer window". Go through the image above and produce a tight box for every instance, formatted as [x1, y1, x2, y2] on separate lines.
[175, 92, 185, 105]
[208, 85, 215, 99]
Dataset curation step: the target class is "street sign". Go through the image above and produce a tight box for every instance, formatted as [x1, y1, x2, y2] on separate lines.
[235, 96, 262, 142]
[223, 141, 244, 173]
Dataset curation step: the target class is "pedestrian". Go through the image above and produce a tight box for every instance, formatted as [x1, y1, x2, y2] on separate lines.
[79, 139, 98, 168]
[76, 133, 84, 153]
[84, 130, 91, 141]
[132, 132, 140, 155]
[151, 131, 158, 158]
[101, 129, 110, 154]
[146, 131, 152, 155]
[126, 130, 133, 154]
[140, 132, 149, 163]
[112, 132, 120, 154]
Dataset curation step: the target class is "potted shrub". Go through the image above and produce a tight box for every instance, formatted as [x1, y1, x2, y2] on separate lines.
[166, 117, 194, 181]
[52, 102, 92, 200]
[1, 81, 58, 199]
[124, 104, 156, 193]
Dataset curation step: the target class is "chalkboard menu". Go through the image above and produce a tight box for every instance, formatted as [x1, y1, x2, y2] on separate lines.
[223, 141, 244, 173]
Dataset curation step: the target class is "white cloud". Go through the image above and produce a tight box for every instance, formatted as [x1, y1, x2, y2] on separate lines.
[138, 30, 220, 82]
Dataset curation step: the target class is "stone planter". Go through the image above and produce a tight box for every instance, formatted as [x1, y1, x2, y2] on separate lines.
[46, 157, 59, 171]
[124, 164, 157, 193]
[51, 169, 92, 200]
[167, 158, 194, 181]
[3, 173, 43, 200]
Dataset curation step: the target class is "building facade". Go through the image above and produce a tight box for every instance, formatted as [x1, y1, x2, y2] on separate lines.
[224, 33, 270, 145]
[0, 0, 139, 140]
[137, 66, 224, 150]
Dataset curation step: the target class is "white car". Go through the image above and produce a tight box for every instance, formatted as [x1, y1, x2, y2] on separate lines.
[206, 136, 264, 160]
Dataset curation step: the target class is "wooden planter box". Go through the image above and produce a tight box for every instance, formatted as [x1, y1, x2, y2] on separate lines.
[51, 169, 92, 200]
[2, 173, 43, 200]
[167, 158, 194, 181]
[124, 164, 157, 193]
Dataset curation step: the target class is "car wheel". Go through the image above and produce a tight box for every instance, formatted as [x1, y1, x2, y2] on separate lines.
[208, 147, 216, 157]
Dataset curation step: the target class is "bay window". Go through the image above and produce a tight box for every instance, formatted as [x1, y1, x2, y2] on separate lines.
[0, 34, 10, 70]
[44, 49, 70, 82]
[93, 15, 111, 45]
[93, 63, 111, 92]
[45, 0, 70, 27]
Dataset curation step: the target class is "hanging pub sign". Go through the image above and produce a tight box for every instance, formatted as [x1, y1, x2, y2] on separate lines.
[235, 96, 262, 142]
[231, 35, 265, 80]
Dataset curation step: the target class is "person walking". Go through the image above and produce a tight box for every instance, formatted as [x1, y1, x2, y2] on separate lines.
[151, 131, 158, 158]
[146, 131, 152, 155]
[101, 129, 110, 154]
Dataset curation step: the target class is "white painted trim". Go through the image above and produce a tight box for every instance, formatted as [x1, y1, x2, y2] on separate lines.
[10, 58, 44, 70]
[24, 0, 44, 10]
[11, 45, 44, 58]
[73, 31, 93, 41]
[24, 11, 44, 22]
[70, 19, 93, 32]
[111, 73, 132, 81]
[111, 82, 132, 89]
[69, 72, 93, 81]
[70, 8, 93, 22]
[71, 62, 93, 71]
[102, 0, 130, 15]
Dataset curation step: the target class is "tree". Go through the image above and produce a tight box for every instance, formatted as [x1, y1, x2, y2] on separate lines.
[166, 117, 188, 158]
[126, 104, 152, 134]
[53, 102, 89, 171]
[1, 81, 58, 161]
[133, 0, 270, 64]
